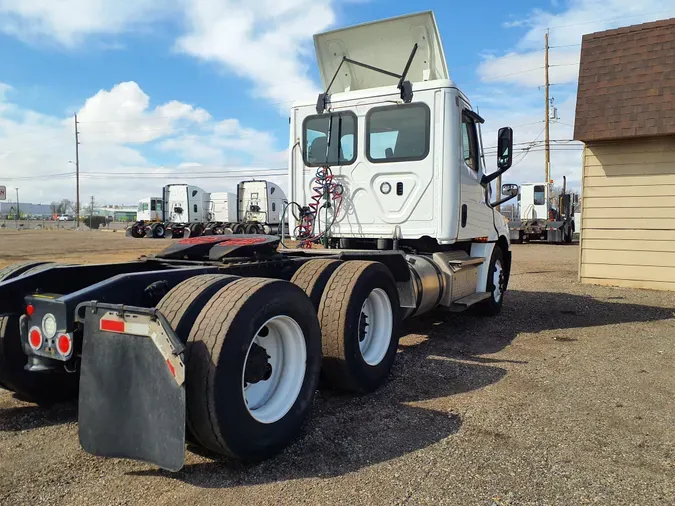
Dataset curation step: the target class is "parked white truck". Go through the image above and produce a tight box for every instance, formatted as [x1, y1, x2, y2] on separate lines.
[0, 12, 519, 471]
[507, 179, 576, 243]
[128, 180, 286, 238]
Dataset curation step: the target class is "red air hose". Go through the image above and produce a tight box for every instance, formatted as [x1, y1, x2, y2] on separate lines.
[297, 166, 343, 248]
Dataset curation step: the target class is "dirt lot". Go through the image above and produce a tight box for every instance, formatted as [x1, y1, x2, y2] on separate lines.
[0, 229, 169, 269]
[0, 230, 673, 505]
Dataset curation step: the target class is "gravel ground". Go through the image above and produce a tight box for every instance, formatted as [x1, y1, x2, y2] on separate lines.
[0, 235, 673, 505]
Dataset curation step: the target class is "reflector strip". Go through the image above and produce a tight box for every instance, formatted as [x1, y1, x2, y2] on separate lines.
[100, 319, 125, 333]
[125, 321, 151, 336]
[166, 359, 176, 378]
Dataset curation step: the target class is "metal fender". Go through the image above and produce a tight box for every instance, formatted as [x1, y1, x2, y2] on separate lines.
[471, 242, 496, 293]
[494, 215, 511, 246]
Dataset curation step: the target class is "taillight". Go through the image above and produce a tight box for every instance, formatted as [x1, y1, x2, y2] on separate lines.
[26, 304, 35, 316]
[28, 326, 43, 351]
[56, 334, 73, 357]
[42, 313, 57, 339]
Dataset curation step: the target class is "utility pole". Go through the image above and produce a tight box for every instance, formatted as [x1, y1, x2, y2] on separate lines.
[90, 195, 95, 229]
[15, 188, 19, 227]
[544, 30, 551, 211]
[74, 113, 80, 227]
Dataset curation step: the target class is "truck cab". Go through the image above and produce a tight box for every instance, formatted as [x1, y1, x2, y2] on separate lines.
[165, 184, 209, 224]
[519, 183, 549, 221]
[136, 197, 164, 222]
[238, 180, 286, 226]
[288, 11, 515, 248]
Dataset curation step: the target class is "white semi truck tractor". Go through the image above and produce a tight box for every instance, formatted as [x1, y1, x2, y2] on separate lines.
[127, 180, 286, 238]
[0, 11, 518, 471]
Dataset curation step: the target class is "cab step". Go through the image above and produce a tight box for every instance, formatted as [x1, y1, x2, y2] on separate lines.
[446, 256, 485, 268]
[448, 292, 491, 312]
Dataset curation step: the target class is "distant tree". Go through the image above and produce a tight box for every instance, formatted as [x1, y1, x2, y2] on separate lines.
[50, 199, 75, 215]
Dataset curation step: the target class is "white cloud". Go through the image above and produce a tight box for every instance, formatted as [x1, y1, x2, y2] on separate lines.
[478, 0, 675, 86]
[0, 82, 283, 206]
[0, 0, 176, 46]
[175, 0, 335, 106]
[76, 82, 211, 145]
[0, 0, 340, 108]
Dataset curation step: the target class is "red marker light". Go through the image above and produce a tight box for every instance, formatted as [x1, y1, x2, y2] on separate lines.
[57, 334, 72, 356]
[26, 304, 35, 317]
[28, 327, 42, 350]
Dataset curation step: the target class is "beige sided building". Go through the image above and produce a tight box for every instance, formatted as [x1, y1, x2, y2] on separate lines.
[574, 19, 675, 292]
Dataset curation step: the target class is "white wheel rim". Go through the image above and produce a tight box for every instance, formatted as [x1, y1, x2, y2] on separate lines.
[358, 288, 393, 366]
[242, 316, 306, 424]
[493, 259, 503, 302]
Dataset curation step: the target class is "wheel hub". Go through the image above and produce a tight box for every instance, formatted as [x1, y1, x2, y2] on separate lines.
[244, 342, 271, 385]
[358, 313, 369, 342]
[242, 316, 307, 424]
[357, 288, 393, 366]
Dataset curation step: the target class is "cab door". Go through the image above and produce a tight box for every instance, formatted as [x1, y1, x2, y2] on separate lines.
[457, 107, 495, 240]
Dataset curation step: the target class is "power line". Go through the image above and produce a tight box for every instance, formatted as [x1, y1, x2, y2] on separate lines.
[547, 10, 675, 30]
[549, 44, 582, 49]
[1, 172, 76, 181]
[479, 66, 545, 81]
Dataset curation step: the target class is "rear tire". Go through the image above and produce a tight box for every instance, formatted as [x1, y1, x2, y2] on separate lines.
[130, 224, 145, 238]
[185, 278, 321, 461]
[157, 274, 238, 343]
[233, 223, 245, 234]
[189, 223, 204, 237]
[245, 223, 260, 235]
[290, 259, 342, 310]
[152, 224, 166, 239]
[318, 261, 400, 393]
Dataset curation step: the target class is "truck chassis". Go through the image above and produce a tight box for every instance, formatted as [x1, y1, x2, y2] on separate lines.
[0, 234, 510, 470]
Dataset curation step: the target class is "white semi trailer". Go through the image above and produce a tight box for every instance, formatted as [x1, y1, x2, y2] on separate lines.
[128, 180, 286, 238]
[0, 12, 519, 471]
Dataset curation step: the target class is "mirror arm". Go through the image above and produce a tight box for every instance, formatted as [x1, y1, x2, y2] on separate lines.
[481, 167, 506, 186]
[489, 193, 518, 209]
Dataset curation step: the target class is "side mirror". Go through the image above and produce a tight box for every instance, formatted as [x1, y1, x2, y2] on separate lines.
[490, 183, 519, 209]
[497, 127, 513, 171]
[480, 126, 514, 187]
[502, 183, 519, 197]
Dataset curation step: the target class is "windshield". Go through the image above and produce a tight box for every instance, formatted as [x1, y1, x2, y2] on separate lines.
[138, 201, 149, 212]
[303, 112, 356, 166]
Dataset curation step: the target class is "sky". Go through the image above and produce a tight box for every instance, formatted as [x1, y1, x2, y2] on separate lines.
[1, 0, 675, 206]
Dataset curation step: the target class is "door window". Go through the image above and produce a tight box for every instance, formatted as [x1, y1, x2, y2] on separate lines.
[366, 104, 430, 162]
[303, 112, 357, 166]
[534, 185, 546, 205]
[461, 113, 479, 172]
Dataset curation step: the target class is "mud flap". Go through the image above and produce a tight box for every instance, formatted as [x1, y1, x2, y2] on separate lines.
[76, 303, 186, 471]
